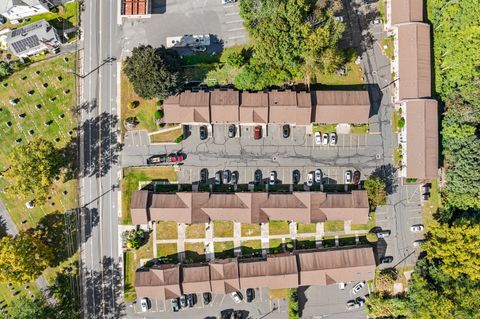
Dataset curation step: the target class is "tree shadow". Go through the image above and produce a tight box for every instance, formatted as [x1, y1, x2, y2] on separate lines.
[71, 99, 98, 117]
[48, 261, 81, 319]
[80, 111, 123, 178]
[82, 207, 100, 244]
[0, 216, 7, 238]
[371, 164, 398, 194]
[297, 285, 308, 318]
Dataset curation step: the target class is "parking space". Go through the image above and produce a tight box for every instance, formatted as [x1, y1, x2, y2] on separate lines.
[131, 288, 288, 319]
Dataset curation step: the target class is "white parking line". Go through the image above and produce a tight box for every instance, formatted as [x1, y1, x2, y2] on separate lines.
[227, 27, 245, 32]
[225, 19, 243, 24]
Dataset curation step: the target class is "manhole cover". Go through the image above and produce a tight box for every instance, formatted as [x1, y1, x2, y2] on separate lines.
[272, 156, 278, 162]
[372, 71, 378, 76]
[375, 154, 382, 159]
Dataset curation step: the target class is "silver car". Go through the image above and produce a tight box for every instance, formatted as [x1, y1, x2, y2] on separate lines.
[269, 171, 277, 186]
[344, 170, 352, 184]
[330, 133, 337, 145]
[314, 169, 322, 183]
[322, 133, 329, 145]
[306, 173, 314, 186]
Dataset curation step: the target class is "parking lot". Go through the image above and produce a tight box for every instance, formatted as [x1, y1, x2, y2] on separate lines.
[129, 288, 288, 319]
[121, 0, 248, 54]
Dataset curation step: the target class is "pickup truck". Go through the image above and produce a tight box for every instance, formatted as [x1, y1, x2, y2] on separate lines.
[147, 153, 184, 165]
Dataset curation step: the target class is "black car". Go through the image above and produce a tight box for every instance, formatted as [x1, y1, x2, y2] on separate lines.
[246, 288, 255, 303]
[200, 168, 208, 183]
[146, 154, 166, 165]
[223, 170, 231, 184]
[215, 171, 222, 185]
[187, 294, 196, 307]
[200, 125, 208, 140]
[231, 171, 238, 185]
[233, 310, 243, 319]
[228, 124, 236, 138]
[202, 292, 211, 305]
[292, 170, 300, 184]
[380, 256, 394, 264]
[282, 124, 290, 138]
[0, 15, 6, 24]
[221, 310, 234, 319]
[254, 169, 262, 184]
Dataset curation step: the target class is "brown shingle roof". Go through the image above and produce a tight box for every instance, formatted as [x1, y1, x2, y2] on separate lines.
[311, 191, 370, 224]
[298, 247, 375, 286]
[210, 90, 239, 123]
[313, 91, 370, 124]
[397, 23, 431, 100]
[390, 0, 423, 25]
[238, 259, 269, 289]
[239, 92, 269, 124]
[135, 265, 181, 299]
[131, 190, 150, 225]
[267, 254, 299, 289]
[163, 91, 210, 123]
[122, 0, 147, 15]
[209, 259, 240, 293]
[404, 99, 438, 179]
[182, 265, 211, 293]
[268, 91, 312, 125]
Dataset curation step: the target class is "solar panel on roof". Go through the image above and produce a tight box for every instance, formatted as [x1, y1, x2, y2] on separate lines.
[11, 35, 40, 54]
[11, 21, 43, 37]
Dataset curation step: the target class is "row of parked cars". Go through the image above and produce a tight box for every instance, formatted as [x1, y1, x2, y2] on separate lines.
[147, 152, 184, 165]
[314, 132, 337, 145]
[199, 124, 298, 141]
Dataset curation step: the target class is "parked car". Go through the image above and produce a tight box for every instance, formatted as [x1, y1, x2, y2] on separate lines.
[315, 169, 322, 184]
[0, 15, 6, 25]
[192, 45, 207, 52]
[352, 281, 365, 294]
[215, 171, 222, 185]
[254, 169, 262, 184]
[353, 170, 361, 185]
[171, 298, 180, 312]
[338, 282, 346, 290]
[140, 297, 151, 312]
[380, 256, 394, 264]
[200, 168, 208, 183]
[269, 171, 277, 186]
[203, 292, 211, 305]
[233, 310, 243, 319]
[146, 154, 166, 165]
[314, 131, 321, 144]
[230, 291, 243, 303]
[344, 170, 352, 184]
[322, 133, 329, 145]
[371, 18, 382, 25]
[330, 133, 337, 145]
[334, 16, 344, 22]
[422, 184, 431, 194]
[222, 0, 236, 4]
[179, 295, 187, 308]
[307, 172, 314, 186]
[228, 124, 236, 138]
[283, 124, 290, 138]
[356, 297, 365, 307]
[200, 125, 208, 140]
[223, 170, 231, 184]
[231, 171, 238, 185]
[413, 240, 425, 247]
[246, 288, 255, 302]
[292, 170, 300, 184]
[410, 224, 424, 232]
[169, 153, 184, 163]
[422, 193, 430, 200]
[221, 310, 234, 319]
[254, 125, 262, 140]
[376, 230, 391, 239]
[346, 300, 360, 310]
[187, 294, 196, 307]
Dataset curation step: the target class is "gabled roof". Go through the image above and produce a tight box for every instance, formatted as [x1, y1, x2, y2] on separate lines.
[239, 92, 269, 124]
[131, 190, 150, 225]
[238, 259, 269, 289]
[313, 91, 370, 124]
[266, 254, 299, 289]
[135, 265, 181, 299]
[268, 91, 312, 125]
[396, 23, 431, 100]
[122, 0, 147, 15]
[210, 90, 239, 123]
[390, 0, 423, 25]
[7, 19, 59, 56]
[1, 0, 46, 13]
[404, 99, 438, 179]
[163, 91, 210, 123]
[209, 259, 240, 293]
[182, 265, 211, 293]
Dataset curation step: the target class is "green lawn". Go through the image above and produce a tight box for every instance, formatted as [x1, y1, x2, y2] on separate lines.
[185, 224, 206, 239]
[20, 3, 79, 30]
[312, 123, 337, 134]
[241, 240, 262, 256]
[124, 236, 154, 302]
[214, 241, 235, 259]
[315, 60, 364, 85]
[350, 124, 369, 134]
[351, 212, 376, 231]
[324, 220, 345, 233]
[120, 167, 177, 224]
[157, 243, 178, 262]
[149, 127, 183, 143]
[381, 35, 395, 61]
[184, 242, 206, 264]
[269, 238, 284, 254]
[213, 221, 234, 238]
[297, 223, 317, 234]
[156, 221, 178, 240]
[269, 221, 290, 235]
[392, 108, 402, 133]
[241, 223, 261, 237]
[296, 237, 317, 250]
[422, 179, 441, 230]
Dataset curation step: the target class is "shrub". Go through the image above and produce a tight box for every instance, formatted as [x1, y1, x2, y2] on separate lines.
[225, 51, 245, 68]
[154, 109, 164, 120]
[156, 100, 163, 106]
[288, 289, 299, 319]
[366, 232, 378, 243]
[128, 101, 139, 110]
[175, 134, 184, 143]
[397, 117, 405, 129]
[127, 229, 145, 250]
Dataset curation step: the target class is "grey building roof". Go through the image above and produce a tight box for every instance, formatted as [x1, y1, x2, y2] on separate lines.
[7, 19, 60, 56]
[1, 0, 45, 13]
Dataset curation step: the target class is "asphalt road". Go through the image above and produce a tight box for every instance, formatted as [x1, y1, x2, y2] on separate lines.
[80, 0, 122, 318]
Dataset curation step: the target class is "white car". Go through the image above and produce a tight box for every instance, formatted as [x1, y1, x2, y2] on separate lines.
[352, 281, 365, 294]
[410, 224, 424, 232]
[315, 169, 322, 184]
[140, 297, 150, 312]
[376, 230, 391, 239]
[413, 240, 425, 247]
[322, 133, 329, 145]
[329, 133, 337, 145]
[269, 171, 277, 186]
[230, 291, 242, 303]
[307, 173, 314, 186]
[338, 282, 346, 290]
[314, 132, 321, 145]
[344, 170, 352, 184]
[371, 18, 382, 25]
[346, 300, 359, 310]
[334, 16, 344, 22]
[222, 0, 236, 3]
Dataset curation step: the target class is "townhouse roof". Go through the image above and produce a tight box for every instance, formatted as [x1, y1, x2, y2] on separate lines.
[210, 90, 240, 123]
[209, 259, 240, 293]
[390, 0, 423, 25]
[182, 265, 211, 293]
[163, 91, 210, 123]
[266, 254, 299, 289]
[298, 247, 375, 286]
[7, 19, 59, 56]
[238, 259, 269, 289]
[131, 191, 369, 225]
[404, 99, 438, 179]
[122, 0, 147, 15]
[239, 91, 269, 123]
[268, 91, 312, 125]
[135, 265, 181, 299]
[313, 91, 370, 124]
[396, 23, 431, 100]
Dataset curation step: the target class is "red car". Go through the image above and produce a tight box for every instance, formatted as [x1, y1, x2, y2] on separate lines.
[254, 125, 262, 140]
[169, 153, 184, 163]
[353, 171, 361, 185]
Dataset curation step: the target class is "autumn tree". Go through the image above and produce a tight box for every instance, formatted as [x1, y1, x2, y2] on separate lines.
[363, 176, 387, 210]
[123, 45, 183, 100]
[8, 296, 57, 319]
[365, 292, 409, 318]
[4, 138, 63, 204]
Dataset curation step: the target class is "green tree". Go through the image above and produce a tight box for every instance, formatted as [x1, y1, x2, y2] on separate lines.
[0, 232, 54, 284]
[365, 292, 410, 318]
[288, 288, 299, 319]
[0, 62, 11, 78]
[363, 176, 387, 210]
[8, 296, 57, 319]
[4, 138, 63, 204]
[225, 50, 245, 68]
[123, 45, 183, 100]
